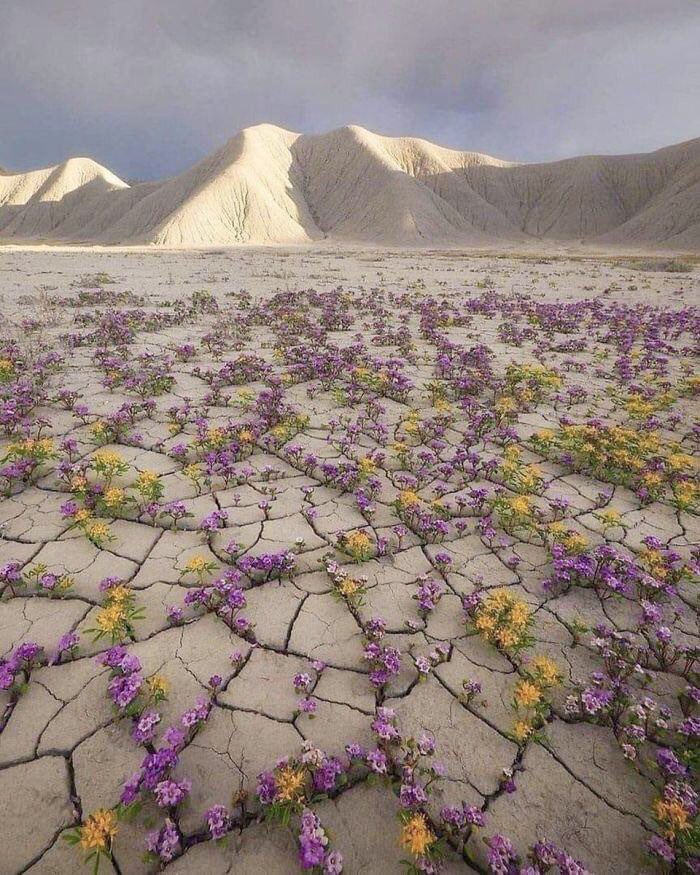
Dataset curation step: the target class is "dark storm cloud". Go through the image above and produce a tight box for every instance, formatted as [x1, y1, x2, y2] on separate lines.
[1, 0, 698, 179]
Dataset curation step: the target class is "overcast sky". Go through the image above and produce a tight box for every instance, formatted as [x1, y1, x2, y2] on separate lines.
[2, 0, 699, 180]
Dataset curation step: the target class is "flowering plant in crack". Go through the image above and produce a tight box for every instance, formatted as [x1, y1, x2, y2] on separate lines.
[496, 445, 545, 495]
[86, 578, 145, 644]
[97, 645, 168, 718]
[489, 491, 543, 540]
[256, 743, 346, 870]
[0, 435, 57, 494]
[64, 808, 119, 874]
[394, 489, 450, 542]
[411, 642, 450, 681]
[0, 641, 43, 694]
[293, 671, 318, 718]
[61, 502, 115, 548]
[335, 528, 376, 563]
[362, 617, 402, 689]
[238, 549, 297, 583]
[297, 808, 344, 873]
[510, 655, 562, 744]
[178, 568, 255, 640]
[0, 561, 74, 599]
[414, 575, 444, 618]
[324, 558, 367, 608]
[483, 833, 591, 875]
[158, 499, 194, 528]
[463, 589, 534, 655]
[647, 745, 699, 871]
[352, 706, 485, 873]
[178, 554, 219, 584]
[133, 469, 164, 506]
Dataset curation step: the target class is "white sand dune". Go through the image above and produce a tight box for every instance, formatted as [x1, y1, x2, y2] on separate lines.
[1, 125, 698, 248]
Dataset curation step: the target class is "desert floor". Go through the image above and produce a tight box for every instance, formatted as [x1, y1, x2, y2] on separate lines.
[0, 247, 697, 874]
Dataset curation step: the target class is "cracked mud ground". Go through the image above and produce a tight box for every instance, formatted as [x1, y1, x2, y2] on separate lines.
[0, 247, 697, 874]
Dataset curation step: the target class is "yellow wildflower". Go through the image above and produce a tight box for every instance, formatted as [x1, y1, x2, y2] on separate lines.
[513, 720, 534, 743]
[136, 470, 159, 488]
[598, 510, 621, 528]
[338, 578, 361, 598]
[563, 532, 588, 554]
[147, 674, 169, 698]
[398, 489, 421, 508]
[92, 450, 123, 468]
[653, 799, 691, 838]
[106, 585, 130, 604]
[95, 604, 125, 635]
[275, 766, 306, 803]
[400, 813, 436, 857]
[509, 602, 532, 629]
[85, 521, 110, 541]
[78, 809, 118, 852]
[103, 487, 126, 507]
[358, 457, 376, 477]
[184, 555, 210, 575]
[529, 656, 561, 688]
[207, 427, 226, 446]
[510, 495, 532, 516]
[344, 531, 372, 553]
[514, 680, 542, 708]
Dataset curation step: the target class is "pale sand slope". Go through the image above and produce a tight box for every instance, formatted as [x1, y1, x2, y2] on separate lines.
[1, 124, 699, 248]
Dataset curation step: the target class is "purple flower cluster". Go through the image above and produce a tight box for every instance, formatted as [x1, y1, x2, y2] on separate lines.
[181, 568, 253, 637]
[98, 646, 144, 711]
[205, 804, 230, 840]
[0, 641, 43, 690]
[362, 617, 402, 688]
[237, 549, 297, 581]
[146, 818, 180, 862]
[415, 575, 444, 614]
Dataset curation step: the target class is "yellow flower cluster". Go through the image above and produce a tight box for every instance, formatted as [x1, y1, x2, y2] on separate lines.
[358, 456, 377, 477]
[84, 519, 112, 547]
[146, 674, 169, 699]
[135, 470, 158, 489]
[91, 421, 109, 441]
[338, 577, 362, 599]
[548, 524, 589, 555]
[6, 437, 55, 459]
[92, 449, 126, 470]
[397, 489, 421, 509]
[0, 358, 15, 381]
[339, 529, 374, 561]
[92, 584, 142, 643]
[514, 680, 542, 708]
[653, 798, 691, 838]
[182, 554, 218, 580]
[274, 766, 307, 803]
[499, 446, 544, 494]
[671, 478, 699, 511]
[472, 589, 533, 652]
[103, 487, 127, 508]
[511, 655, 562, 743]
[78, 809, 118, 852]
[402, 409, 422, 436]
[400, 813, 436, 857]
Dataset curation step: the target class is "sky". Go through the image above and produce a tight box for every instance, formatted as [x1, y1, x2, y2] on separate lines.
[2, 0, 699, 181]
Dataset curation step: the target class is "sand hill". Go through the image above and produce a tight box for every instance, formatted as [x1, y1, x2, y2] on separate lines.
[1, 125, 698, 248]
